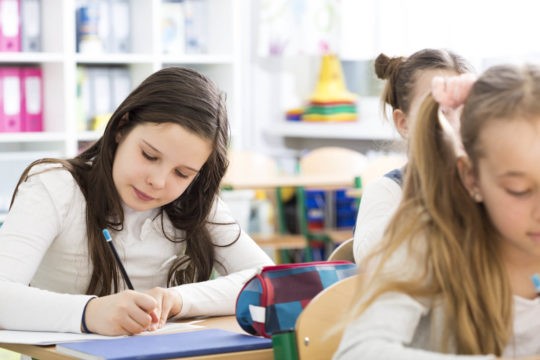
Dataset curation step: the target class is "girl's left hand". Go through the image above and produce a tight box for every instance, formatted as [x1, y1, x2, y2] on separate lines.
[431, 73, 476, 133]
[143, 287, 183, 330]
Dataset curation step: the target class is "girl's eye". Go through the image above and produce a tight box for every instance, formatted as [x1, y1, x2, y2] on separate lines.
[507, 189, 531, 197]
[175, 169, 189, 179]
[142, 151, 157, 161]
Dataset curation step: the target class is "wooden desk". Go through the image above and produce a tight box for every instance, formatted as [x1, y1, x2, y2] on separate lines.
[222, 174, 354, 190]
[345, 188, 362, 198]
[223, 173, 359, 262]
[0, 316, 273, 360]
[252, 233, 306, 249]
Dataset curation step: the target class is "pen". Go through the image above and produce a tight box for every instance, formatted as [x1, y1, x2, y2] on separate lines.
[102, 229, 134, 290]
[532, 273, 540, 296]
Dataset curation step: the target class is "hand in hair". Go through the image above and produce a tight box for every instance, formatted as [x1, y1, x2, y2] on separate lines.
[431, 73, 476, 133]
[83, 291, 159, 335]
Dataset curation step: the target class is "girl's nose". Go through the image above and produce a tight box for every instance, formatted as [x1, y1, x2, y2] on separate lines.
[146, 168, 168, 189]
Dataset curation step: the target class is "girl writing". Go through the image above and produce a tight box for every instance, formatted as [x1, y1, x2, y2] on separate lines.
[336, 63, 540, 358]
[0, 67, 274, 335]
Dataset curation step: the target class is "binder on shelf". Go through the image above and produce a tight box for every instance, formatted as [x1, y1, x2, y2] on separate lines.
[161, 0, 185, 55]
[76, 1, 103, 53]
[108, 0, 130, 53]
[20, 66, 43, 132]
[20, 0, 41, 52]
[87, 66, 112, 131]
[95, 0, 110, 52]
[0, 67, 22, 133]
[0, 0, 21, 52]
[184, 0, 208, 54]
[55, 329, 272, 360]
[76, 66, 92, 131]
[110, 66, 130, 110]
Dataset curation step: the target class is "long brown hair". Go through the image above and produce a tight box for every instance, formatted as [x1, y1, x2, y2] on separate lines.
[12, 67, 231, 296]
[351, 63, 540, 355]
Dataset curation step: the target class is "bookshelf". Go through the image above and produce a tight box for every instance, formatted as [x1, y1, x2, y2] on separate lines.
[0, 0, 244, 216]
[264, 121, 397, 140]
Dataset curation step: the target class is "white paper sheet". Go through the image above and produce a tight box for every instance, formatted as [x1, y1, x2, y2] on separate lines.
[0, 322, 203, 345]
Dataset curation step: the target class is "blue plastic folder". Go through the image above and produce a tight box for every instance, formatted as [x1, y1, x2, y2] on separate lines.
[55, 329, 272, 360]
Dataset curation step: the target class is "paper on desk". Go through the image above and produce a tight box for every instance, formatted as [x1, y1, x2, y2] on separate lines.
[0, 322, 203, 345]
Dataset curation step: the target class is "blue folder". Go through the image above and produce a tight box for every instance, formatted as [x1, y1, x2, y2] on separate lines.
[55, 329, 272, 360]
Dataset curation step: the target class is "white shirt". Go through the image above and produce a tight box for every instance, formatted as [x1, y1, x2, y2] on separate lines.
[341, 228, 540, 359]
[334, 291, 540, 359]
[353, 175, 402, 263]
[0, 165, 273, 333]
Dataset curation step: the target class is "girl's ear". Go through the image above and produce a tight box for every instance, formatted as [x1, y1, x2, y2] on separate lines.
[392, 109, 408, 138]
[457, 155, 481, 201]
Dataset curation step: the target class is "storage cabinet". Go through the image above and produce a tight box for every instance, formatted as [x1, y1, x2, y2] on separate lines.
[0, 0, 244, 219]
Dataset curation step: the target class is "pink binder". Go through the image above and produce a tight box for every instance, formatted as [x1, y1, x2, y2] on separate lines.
[20, 66, 43, 132]
[0, 0, 21, 52]
[0, 67, 22, 132]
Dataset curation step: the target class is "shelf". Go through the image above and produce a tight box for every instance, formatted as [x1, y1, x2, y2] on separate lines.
[264, 121, 399, 141]
[0, 52, 64, 64]
[0, 0, 243, 207]
[75, 53, 156, 64]
[0, 132, 66, 143]
[160, 54, 235, 65]
[0, 52, 65, 63]
[77, 131, 102, 142]
[74, 53, 235, 65]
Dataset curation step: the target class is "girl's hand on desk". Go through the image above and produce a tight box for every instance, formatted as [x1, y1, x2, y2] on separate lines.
[144, 287, 183, 331]
[85, 290, 158, 335]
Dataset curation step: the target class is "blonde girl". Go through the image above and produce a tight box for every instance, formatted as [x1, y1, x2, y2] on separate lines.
[336, 64, 540, 358]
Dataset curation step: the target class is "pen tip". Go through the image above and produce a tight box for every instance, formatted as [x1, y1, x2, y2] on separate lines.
[102, 229, 112, 241]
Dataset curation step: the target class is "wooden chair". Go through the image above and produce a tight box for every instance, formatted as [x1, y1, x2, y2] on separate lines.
[327, 237, 354, 262]
[361, 154, 407, 187]
[222, 149, 307, 263]
[295, 275, 358, 359]
[296, 147, 367, 260]
[298, 147, 368, 177]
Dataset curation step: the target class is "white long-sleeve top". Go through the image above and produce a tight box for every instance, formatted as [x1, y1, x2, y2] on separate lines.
[342, 220, 540, 359]
[334, 291, 540, 359]
[0, 165, 273, 333]
[353, 175, 402, 263]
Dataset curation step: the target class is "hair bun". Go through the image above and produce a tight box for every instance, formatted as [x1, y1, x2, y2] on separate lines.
[374, 53, 404, 80]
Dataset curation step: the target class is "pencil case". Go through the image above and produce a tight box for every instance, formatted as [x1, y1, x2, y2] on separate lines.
[235, 260, 357, 338]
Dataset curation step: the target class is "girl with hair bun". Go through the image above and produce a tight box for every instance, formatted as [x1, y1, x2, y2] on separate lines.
[354, 48, 473, 263]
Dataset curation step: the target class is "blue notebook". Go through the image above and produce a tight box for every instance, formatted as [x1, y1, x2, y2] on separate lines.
[55, 329, 272, 360]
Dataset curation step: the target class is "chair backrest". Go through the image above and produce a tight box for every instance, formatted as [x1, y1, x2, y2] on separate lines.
[294, 147, 365, 260]
[223, 149, 280, 183]
[298, 146, 367, 178]
[361, 154, 407, 187]
[295, 274, 358, 360]
[327, 238, 354, 262]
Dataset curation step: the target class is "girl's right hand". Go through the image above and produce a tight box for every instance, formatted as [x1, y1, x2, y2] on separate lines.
[83, 290, 159, 336]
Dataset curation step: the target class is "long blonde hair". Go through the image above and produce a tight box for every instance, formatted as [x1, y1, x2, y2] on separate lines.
[350, 63, 540, 355]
